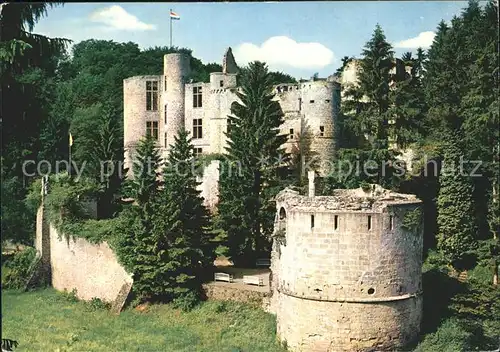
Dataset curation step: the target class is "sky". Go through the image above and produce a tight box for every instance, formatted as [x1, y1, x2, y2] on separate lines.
[33, 2, 470, 79]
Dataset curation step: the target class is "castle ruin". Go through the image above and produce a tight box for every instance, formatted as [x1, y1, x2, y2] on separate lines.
[270, 172, 423, 351]
[123, 49, 342, 209]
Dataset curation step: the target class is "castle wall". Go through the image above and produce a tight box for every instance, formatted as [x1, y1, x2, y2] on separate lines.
[48, 224, 133, 302]
[196, 160, 220, 212]
[123, 75, 161, 173]
[163, 54, 190, 153]
[271, 187, 423, 351]
[274, 81, 338, 175]
[275, 294, 422, 352]
[185, 82, 211, 151]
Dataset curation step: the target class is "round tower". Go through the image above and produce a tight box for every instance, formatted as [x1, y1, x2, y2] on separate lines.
[163, 53, 191, 151]
[298, 80, 338, 176]
[271, 184, 424, 352]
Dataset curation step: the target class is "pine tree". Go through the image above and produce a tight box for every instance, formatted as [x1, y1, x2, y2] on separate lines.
[114, 135, 162, 302]
[217, 61, 288, 266]
[437, 132, 477, 267]
[344, 24, 395, 145]
[147, 129, 214, 306]
[127, 135, 162, 207]
[328, 25, 401, 191]
[388, 51, 427, 149]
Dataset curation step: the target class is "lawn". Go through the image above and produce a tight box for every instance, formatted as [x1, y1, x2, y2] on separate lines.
[1, 289, 287, 352]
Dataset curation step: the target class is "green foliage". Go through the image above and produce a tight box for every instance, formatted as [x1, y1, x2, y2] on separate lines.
[126, 135, 162, 207]
[115, 130, 215, 304]
[172, 291, 201, 312]
[402, 208, 423, 234]
[414, 318, 473, 352]
[436, 132, 477, 267]
[217, 61, 289, 266]
[2, 247, 37, 289]
[85, 297, 111, 311]
[268, 71, 297, 85]
[2, 289, 287, 351]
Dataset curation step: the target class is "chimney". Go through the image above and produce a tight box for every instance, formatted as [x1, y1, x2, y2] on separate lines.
[308, 171, 315, 197]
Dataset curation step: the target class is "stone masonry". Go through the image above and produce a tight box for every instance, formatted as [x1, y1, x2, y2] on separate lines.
[123, 48, 341, 208]
[270, 173, 424, 351]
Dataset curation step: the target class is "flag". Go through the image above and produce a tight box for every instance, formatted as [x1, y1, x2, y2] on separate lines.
[69, 133, 73, 146]
[170, 10, 180, 20]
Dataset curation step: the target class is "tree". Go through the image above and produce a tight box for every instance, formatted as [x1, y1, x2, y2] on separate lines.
[388, 52, 427, 149]
[268, 71, 297, 85]
[217, 61, 288, 266]
[328, 25, 402, 191]
[436, 132, 477, 267]
[150, 129, 215, 305]
[344, 24, 395, 145]
[126, 135, 162, 208]
[0, 3, 70, 245]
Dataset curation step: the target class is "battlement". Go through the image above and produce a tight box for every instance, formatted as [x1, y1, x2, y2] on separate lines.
[275, 184, 421, 213]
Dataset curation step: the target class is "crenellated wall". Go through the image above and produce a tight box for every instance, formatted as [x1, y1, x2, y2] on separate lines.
[270, 183, 424, 352]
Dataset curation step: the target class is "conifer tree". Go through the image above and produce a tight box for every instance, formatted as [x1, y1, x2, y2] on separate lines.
[148, 129, 214, 306]
[112, 135, 162, 302]
[344, 24, 394, 145]
[326, 25, 402, 191]
[127, 135, 162, 208]
[217, 61, 288, 266]
[437, 132, 477, 266]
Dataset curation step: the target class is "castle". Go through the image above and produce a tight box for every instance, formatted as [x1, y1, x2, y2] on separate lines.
[121, 49, 424, 351]
[270, 173, 423, 351]
[123, 48, 341, 178]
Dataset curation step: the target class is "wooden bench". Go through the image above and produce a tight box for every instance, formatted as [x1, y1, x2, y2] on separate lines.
[214, 272, 233, 283]
[256, 258, 271, 267]
[243, 275, 264, 286]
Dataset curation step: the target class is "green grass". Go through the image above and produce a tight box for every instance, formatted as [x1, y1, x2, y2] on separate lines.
[1, 289, 287, 352]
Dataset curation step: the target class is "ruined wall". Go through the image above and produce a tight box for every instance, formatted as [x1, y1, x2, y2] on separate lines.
[274, 81, 338, 175]
[48, 225, 132, 302]
[123, 75, 162, 173]
[202, 283, 271, 311]
[197, 160, 220, 212]
[271, 186, 424, 351]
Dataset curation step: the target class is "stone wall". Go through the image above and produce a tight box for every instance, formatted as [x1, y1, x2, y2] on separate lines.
[197, 160, 220, 212]
[271, 185, 424, 351]
[35, 200, 133, 304]
[202, 283, 271, 312]
[48, 225, 133, 302]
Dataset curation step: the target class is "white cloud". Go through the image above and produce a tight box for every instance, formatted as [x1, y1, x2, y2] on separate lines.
[234, 36, 334, 69]
[89, 5, 155, 31]
[393, 31, 436, 49]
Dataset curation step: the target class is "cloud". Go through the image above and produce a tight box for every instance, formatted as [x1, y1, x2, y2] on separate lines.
[393, 31, 436, 49]
[89, 5, 155, 31]
[234, 36, 334, 69]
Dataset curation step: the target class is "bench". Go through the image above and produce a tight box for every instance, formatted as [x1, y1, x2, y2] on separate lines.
[243, 275, 264, 286]
[214, 272, 233, 283]
[256, 258, 271, 267]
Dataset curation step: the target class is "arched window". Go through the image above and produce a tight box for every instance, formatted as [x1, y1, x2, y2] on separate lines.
[279, 207, 286, 220]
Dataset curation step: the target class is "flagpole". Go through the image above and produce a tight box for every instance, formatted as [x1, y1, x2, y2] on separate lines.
[170, 9, 173, 48]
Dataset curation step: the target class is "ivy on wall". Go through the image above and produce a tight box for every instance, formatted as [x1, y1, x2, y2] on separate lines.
[402, 207, 423, 234]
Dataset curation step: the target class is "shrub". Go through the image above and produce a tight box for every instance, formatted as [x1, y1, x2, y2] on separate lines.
[414, 318, 472, 352]
[86, 297, 111, 311]
[2, 247, 37, 289]
[172, 290, 201, 312]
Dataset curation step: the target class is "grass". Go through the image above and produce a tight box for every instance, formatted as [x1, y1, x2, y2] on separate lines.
[1, 289, 287, 352]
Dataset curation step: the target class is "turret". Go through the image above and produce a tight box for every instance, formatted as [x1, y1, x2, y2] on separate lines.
[163, 53, 191, 152]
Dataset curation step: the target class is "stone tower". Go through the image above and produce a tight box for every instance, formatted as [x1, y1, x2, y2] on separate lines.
[270, 178, 424, 351]
[163, 53, 191, 152]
